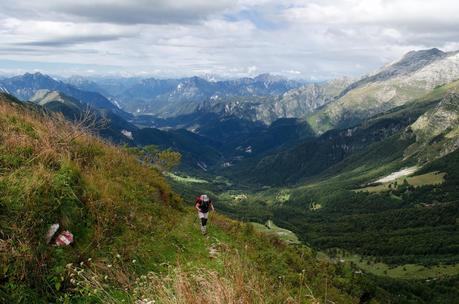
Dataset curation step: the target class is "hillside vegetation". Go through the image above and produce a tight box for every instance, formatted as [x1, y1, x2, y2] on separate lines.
[0, 93, 359, 303]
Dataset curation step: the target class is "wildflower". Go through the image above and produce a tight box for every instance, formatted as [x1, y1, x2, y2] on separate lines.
[80, 261, 84, 266]
[132, 259, 137, 264]
[104, 275, 108, 280]
[87, 258, 92, 262]
[116, 254, 121, 259]
[107, 264, 112, 268]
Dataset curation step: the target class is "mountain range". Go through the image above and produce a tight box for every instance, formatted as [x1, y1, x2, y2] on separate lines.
[3, 48, 459, 174]
[0, 72, 124, 117]
[3, 47, 459, 303]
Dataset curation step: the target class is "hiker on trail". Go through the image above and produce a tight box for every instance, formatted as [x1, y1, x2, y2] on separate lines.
[195, 194, 214, 235]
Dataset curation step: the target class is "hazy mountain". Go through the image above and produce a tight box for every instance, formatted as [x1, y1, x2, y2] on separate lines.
[27, 89, 223, 171]
[84, 76, 146, 96]
[0, 72, 124, 116]
[3, 72, 345, 126]
[309, 48, 459, 132]
[106, 74, 304, 120]
[183, 79, 348, 125]
[268, 78, 354, 119]
[122, 77, 345, 125]
[64, 76, 110, 96]
[30, 90, 137, 144]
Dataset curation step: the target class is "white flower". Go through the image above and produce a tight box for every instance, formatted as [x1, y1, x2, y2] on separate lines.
[132, 259, 137, 264]
[116, 254, 121, 259]
[80, 261, 84, 266]
[87, 258, 92, 262]
[107, 264, 112, 268]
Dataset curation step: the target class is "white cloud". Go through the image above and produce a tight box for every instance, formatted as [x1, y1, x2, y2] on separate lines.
[0, 0, 236, 24]
[0, 0, 458, 78]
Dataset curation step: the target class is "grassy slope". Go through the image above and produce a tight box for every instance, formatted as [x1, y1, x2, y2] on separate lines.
[0, 94, 358, 303]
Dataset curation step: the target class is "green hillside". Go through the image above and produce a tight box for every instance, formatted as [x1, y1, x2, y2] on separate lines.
[0, 93, 361, 303]
[227, 80, 459, 186]
[219, 83, 459, 266]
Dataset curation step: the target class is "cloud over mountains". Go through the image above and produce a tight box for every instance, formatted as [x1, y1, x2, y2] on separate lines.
[0, 0, 458, 78]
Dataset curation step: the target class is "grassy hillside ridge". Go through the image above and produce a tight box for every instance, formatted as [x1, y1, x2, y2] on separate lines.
[0, 93, 358, 303]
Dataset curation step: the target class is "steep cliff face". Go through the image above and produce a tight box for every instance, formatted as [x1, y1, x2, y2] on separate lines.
[411, 91, 459, 140]
[407, 90, 459, 161]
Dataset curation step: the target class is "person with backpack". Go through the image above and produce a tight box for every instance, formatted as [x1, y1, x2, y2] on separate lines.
[195, 194, 214, 235]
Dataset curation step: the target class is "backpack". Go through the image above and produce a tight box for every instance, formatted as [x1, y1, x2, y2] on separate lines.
[200, 199, 210, 210]
[197, 197, 210, 211]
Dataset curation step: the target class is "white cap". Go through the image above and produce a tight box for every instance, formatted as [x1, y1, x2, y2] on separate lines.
[200, 194, 209, 202]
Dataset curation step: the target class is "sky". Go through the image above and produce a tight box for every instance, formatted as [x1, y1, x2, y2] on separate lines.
[0, 0, 459, 79]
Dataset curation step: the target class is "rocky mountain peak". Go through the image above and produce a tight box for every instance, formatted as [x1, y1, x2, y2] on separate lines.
[338, 48, 449, 98]
[391, 48, 447, 71]
[22, 72, 54, 82]
[401, 48, 445, 62]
